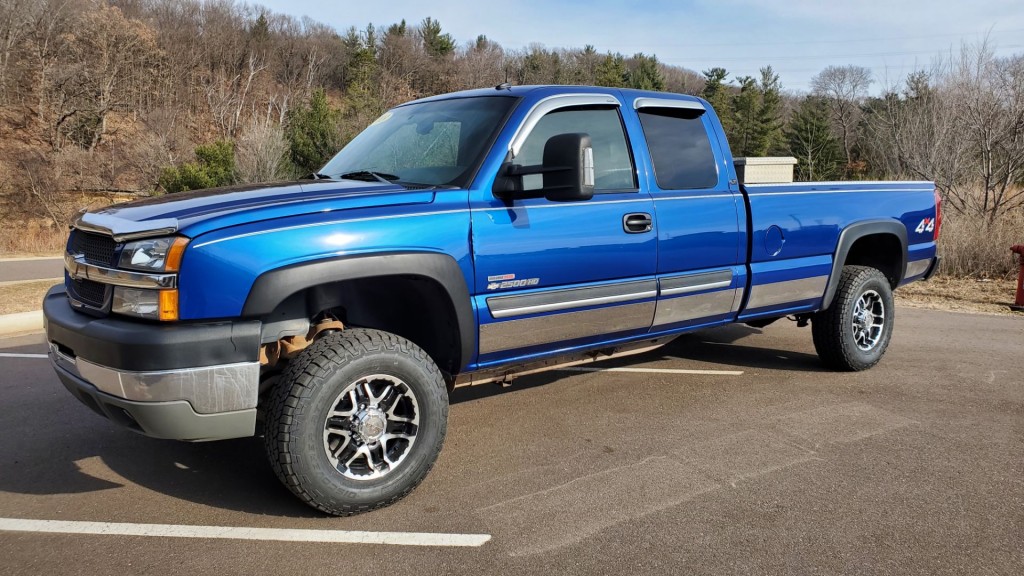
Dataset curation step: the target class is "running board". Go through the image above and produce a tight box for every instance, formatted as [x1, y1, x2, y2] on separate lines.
[453, 336, 678, 388]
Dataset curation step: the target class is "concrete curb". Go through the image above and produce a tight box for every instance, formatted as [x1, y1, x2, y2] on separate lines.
[0, 277, 62, 288]
[0, 310, 44, 337]
[0, 256, 63, 262]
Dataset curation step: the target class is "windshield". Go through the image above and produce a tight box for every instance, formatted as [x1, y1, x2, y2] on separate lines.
[321, 96, 518, 188]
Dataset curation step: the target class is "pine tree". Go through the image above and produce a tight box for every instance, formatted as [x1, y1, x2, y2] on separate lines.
[701, 68, 728, 102]
[343, 25, 380, 129]
[753, 66, 784, 156]
[578, 44, 600, 85]
[250, 13, 270, 46]
[158, 141, 235, 193]
[701, 67, 733, 135]
[730, 76, 759, 156]
[594, 53, 626, 88]
[786, 96, 842, 181]
[419, 17, 454, 57]
[385, 20, 407, 39]
[285, 89, 344, 175]
[626, 53, 665, 91]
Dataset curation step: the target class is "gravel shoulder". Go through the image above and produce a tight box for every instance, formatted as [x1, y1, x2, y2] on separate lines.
[895, 276, 1022, 316]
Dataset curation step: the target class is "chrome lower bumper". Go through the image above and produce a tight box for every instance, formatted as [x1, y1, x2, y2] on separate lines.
[48, 343, 259, 414]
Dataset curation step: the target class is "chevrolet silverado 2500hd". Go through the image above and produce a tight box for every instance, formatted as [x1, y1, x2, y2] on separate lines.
[44, 85, 941, 515]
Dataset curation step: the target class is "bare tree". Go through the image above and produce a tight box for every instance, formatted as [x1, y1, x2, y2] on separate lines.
[811, 64, 872, 167]
[950, 43, 1024, 218]
[68, 4, 162, 150]
[24, 0, 77, 128]
[13, 150, 76, 227]
[0, 0, 44, 103]
[197, 1, 267, 137]
[457, 35, 505, 90]
[376, 21, 420, 105]
[235, 117, 290, 183]
[863, 68, 973, 212]
[660, 63, 705, 95]
[863, 41, 1024, 219]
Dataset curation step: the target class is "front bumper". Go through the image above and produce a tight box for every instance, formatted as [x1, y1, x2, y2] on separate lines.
[43, 286, 262, 441]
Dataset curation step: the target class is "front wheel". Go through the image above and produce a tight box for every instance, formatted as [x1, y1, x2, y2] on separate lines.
[263, 328, 448, 516]
[812, 266, 895, 371]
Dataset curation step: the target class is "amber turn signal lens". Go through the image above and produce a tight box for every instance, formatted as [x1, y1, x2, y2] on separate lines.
[164, 237, 190, 272]
[159, 289, 179, 321]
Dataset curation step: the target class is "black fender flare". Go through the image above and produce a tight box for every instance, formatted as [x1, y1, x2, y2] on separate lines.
[821, 220, 908, 310]
[242, 252, 475, 371]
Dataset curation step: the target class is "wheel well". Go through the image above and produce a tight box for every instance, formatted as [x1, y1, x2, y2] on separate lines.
[271, 275, 464, 375]
[843, 234, 902, 287]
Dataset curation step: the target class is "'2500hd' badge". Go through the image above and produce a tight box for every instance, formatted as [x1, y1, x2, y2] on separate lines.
[486, 273, 540, 290]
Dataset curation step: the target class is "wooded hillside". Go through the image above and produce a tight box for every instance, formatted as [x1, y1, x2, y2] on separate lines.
[1, 0, 1021, 260]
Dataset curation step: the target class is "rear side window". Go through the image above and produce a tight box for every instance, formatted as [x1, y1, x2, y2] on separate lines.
[637, 109, 718, 190]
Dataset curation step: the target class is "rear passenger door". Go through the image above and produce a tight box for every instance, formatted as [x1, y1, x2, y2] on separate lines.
[633, 99, 746, 330]
[471, 97, 658, 366]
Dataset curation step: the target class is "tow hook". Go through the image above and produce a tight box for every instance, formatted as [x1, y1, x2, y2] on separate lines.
[1011, 245, 1024, 312]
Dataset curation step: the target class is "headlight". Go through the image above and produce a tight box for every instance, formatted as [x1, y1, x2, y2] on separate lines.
[112, 287, 179, 321]
[118, 237, 189, 272]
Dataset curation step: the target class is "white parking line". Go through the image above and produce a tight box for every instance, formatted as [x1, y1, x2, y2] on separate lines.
[0, 353, 48, 359]
[0, 518, 492, 547]
[556, 367, 743, 375]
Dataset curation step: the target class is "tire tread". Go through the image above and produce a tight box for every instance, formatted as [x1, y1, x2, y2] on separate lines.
[812, 265, 893, 372]
[263, 328, 447, 516]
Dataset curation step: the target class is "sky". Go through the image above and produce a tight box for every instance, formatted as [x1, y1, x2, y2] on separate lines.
[253, 0, 1024, 93]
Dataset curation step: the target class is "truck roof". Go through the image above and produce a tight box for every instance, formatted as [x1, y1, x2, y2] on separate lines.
[403, 85, 708, 108]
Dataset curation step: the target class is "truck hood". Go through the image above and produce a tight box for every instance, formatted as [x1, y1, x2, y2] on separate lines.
[82, 180, 437, 239]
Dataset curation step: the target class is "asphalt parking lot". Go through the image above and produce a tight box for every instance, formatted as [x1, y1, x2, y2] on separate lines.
[0, 307, 1022, 575]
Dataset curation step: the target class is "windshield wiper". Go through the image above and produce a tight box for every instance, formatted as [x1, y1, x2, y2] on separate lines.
[338, 170, 402, 185]
[302, 172, 334, 180]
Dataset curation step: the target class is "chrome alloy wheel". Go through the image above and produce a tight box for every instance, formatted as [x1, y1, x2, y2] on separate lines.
[851, 289, 885, 351]
[322, 374, 420, 480]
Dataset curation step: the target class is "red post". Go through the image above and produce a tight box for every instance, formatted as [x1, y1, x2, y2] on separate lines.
[1011, 245, 1024, 311]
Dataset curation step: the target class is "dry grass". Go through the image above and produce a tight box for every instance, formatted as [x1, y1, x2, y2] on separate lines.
[937, 209, 1024, 279]
[0, 280, 60, 315]
[0, 220, 66, 257]
[896, 276, 1022, 316]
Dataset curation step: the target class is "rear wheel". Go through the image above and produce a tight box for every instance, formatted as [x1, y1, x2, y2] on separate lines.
[812, 265, 895, 371]
[263, 328, 448, 516]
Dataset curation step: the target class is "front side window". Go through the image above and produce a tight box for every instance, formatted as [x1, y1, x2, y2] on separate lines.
[638, 108, 719, 190]
[517, 107, 636, 192]
[321, 96, 517, 188]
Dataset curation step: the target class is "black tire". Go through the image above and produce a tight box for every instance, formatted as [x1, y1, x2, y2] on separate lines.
[812, 266, 895, 371]
[263, 328, 448, 516]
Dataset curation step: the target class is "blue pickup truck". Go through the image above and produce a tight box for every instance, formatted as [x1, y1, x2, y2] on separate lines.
[44, 85, 941, 515]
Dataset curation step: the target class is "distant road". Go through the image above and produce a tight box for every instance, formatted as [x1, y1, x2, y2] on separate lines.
[0, 257, 63, 284]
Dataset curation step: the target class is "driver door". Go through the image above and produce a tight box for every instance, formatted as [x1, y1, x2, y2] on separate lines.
[470, 100, 658, 366]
